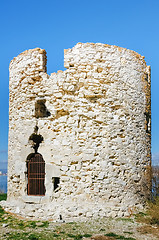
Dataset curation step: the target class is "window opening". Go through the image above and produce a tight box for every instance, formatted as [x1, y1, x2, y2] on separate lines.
[145, 112, 151, 133]
[35, 99, 51, 118]
[52, 177, 60, 191]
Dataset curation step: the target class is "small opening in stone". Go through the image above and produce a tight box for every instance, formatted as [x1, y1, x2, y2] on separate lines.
[35, 99, 51, 118]
[52, 177, 60, 191]
[144, 112, 150, 133]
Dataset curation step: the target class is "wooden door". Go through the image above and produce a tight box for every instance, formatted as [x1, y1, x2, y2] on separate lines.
[27, 153, 45, 196]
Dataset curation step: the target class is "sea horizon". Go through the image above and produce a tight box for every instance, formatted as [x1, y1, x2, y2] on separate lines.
[0, 175, 7, 193]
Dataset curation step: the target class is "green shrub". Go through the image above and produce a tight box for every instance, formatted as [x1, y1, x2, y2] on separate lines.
[0, 193, 7, 201]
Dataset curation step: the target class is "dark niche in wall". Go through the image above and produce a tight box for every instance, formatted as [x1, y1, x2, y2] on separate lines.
[52, 177, 60, 191]
[144, 112, 151, 133]
[35, 99, 51, 118]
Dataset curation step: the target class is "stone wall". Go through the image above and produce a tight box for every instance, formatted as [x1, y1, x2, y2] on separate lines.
[5, 43, 151, 220]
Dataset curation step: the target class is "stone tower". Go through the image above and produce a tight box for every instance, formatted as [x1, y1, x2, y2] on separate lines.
[5, 43, 151, 220]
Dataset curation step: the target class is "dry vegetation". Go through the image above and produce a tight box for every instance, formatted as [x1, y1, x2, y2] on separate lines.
[152, 165, 159, 197]
[134, 165, 159, 238]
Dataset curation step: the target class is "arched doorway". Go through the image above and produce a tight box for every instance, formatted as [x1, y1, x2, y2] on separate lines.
[27, 153, 45, 196]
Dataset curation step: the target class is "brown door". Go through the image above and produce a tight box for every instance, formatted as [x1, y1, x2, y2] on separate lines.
[27, 153, 45, 196]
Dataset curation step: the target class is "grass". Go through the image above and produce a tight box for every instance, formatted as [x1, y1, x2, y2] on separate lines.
[0, 206, 5, 216]
[7, 232, 40, 240]
[123, 232, 133, 235]
[116, 218, 134, 223]
[147, 197, 159, 225]
[135, 196, 159, 225]
[0, 204, 139, 240]
[4, 231, 92, 240]
[5, 232, 137, 240]
[105, 233, 136, 240]
[135, 196, 159, 238]
[0, 194, 50, 232]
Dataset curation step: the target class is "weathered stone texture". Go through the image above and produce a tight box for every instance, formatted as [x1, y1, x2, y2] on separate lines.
[3, 43, 151, 220]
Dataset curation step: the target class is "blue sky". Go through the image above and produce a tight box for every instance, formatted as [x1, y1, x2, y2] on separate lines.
[0, 0, 159, 170]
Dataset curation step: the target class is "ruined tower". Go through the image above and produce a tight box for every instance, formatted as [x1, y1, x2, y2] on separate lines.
[5, 43, 151, 220]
